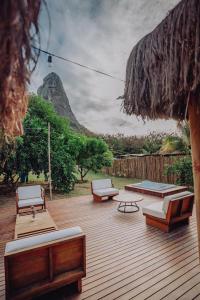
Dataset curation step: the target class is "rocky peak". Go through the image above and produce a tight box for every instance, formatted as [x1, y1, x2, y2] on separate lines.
[37, 72, 86, 132]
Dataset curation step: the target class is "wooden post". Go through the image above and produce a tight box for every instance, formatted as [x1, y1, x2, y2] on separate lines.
[188, 99, 200, 260]
[48, 123, 53, 201]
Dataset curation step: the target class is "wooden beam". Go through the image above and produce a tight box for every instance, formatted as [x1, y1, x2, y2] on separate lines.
[188, 99, 200, 260]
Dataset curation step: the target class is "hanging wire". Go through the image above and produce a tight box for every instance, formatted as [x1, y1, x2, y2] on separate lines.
[32, 46, 125, 82]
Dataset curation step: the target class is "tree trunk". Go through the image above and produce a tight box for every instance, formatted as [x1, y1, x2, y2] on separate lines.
[80, 168, 84, 183]
[188, 99, 200, 261]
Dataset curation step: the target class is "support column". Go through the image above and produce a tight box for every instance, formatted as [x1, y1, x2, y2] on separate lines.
[188, 99, 200, 260]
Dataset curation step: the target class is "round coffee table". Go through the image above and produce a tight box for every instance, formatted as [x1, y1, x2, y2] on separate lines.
[113, 194, 143, 213]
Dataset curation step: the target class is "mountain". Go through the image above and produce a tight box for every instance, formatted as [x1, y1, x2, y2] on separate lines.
[37, 72, 88, 133]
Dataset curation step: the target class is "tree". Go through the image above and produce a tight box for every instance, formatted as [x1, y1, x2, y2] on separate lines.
[76, 135, 113, 182]
[177, 121, 190, 151]
[159, 121, 191, 155]
[159, 135, 187, 154]
[141, 133, 165, 154]
[100, 132, 167, 157]
[0, 95, 78, 192]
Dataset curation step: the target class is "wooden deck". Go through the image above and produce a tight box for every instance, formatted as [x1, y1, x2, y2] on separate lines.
[1, 190, 200, 299]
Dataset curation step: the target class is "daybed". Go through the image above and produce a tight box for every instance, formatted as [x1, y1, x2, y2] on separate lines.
[142, 191, 194, 232]
[91, 179, 119, 202]
[16, 185, 46, 213]
[4, 227, 86, 300]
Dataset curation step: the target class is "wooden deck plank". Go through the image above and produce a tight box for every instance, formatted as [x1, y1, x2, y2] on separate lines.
[142, 265, 200, 300]
[87, 253, 198, 299]
[83, 245, 198, 293]
[178, 282, 200, 300]
[85, 230, 197, 279]
[0, 192, 199, 300]
[162, 272, 200, 300]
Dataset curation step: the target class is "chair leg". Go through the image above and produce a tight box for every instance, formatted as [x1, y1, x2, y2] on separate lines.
[76, 279, 82, 293]
[93, 194, 102, 202]
[146, 217, 170, 232]
[184, 218, 189, 225]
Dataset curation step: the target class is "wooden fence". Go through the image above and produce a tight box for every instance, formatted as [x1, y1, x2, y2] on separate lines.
[103, 154, 186, 184]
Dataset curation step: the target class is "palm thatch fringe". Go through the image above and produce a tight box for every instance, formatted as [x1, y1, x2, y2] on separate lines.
[122, 0, 200, 121]
[0, 0, 41, 137]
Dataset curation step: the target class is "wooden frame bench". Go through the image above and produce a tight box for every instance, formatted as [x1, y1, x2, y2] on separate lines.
[4, 227, 86, 300]
[142, 191, 194, 232]
[16, 185, 46, 214]
[91, 179, 119, 202]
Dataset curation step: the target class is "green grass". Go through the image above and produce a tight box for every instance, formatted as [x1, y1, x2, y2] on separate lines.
[12, 171, 139, 198]
[28, 173, 45, 183]
[67, 171, 139, 197]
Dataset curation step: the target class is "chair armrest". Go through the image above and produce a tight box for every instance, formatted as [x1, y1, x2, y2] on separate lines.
[41, 186, 45, 198]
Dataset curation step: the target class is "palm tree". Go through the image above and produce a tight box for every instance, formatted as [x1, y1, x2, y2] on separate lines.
[160, 121, 190, 154]
[177, 121, 190, 150]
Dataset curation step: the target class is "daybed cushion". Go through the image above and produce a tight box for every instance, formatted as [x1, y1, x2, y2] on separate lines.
[162, 191, 194, 214]
[18, 198, 44, 208]
[92, 179, 112, 190]
[133, 180, 175, 191]
[17, 185, 42, 200]
[142, 202, 166, 219]
[93, 187, 119, 197]
[5, 226, 83, 254]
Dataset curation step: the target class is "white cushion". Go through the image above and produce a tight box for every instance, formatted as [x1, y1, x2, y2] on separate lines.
[162, 191, 194, 214]
[142, 202, 166, 219]
[18, 198, 44, 208]
[92, 179, 112, 190]
[93, 188, 119, 197]
[17, 185, 42, 200]
[5, 227, 83, 254]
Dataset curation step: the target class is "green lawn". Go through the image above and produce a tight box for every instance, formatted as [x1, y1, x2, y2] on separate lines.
[28, 171, 139, 198]
[67, 171, 139, 197]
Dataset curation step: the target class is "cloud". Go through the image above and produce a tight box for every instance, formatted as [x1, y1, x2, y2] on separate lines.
[30, 0, 180, 136]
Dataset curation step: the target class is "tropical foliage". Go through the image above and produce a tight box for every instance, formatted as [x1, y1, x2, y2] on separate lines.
[165, 156, 193, 187]
[75, 135, 113, 182]
[0, 95, 112, 191]
[100, 133, 166, 157]
[159, 136, 186, 154]
[160, 121, 190, 154]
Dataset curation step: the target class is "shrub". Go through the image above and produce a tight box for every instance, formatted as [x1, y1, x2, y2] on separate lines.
[100, 132, 167, 157]
[165, 156, 193, 187]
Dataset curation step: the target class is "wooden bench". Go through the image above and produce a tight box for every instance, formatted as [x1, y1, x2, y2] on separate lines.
[142, 191, 194, 232]
[4, 227, 86, 300]
[91, 179, 119, 202]
[16, 185, 46, 214]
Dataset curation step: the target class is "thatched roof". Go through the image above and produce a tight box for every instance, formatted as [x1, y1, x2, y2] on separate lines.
[122, 0, 200, 121]
[0, 0, 41, 137]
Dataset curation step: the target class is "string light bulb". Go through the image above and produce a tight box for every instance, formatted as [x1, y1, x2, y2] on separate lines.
[47, 55, 52, 67]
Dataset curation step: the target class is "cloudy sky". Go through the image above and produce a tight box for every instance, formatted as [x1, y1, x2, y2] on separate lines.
[31, 0, 181, 136]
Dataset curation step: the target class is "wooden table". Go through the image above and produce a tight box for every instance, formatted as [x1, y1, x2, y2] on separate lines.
[15, 210, 57, 239]
[113, 194, 143, 213]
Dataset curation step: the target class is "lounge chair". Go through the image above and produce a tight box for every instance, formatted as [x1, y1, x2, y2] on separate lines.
[91, 179, 119, 202]
[142, 191, 194, 232]
[4, 227, 86, 300]
[16, 185, 46, 214]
